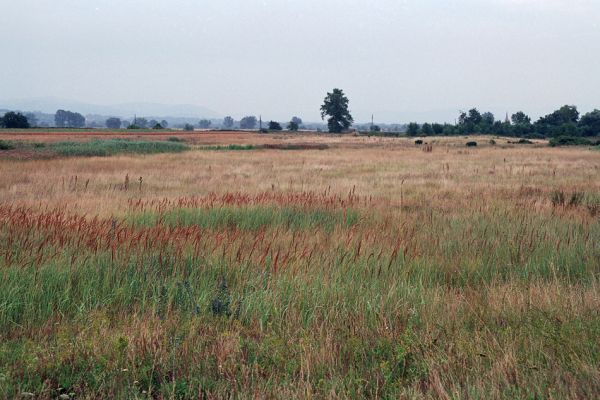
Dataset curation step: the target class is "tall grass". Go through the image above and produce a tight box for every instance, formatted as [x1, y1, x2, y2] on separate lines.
[129, 206, 360, 232]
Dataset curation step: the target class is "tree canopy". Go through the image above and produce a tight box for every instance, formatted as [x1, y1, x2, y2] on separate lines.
[1, 112, 30, 129]
[55, 110, 85, 128]
[105, 117, 122, 129]
[222, 116, 234, 129]
[240, 116, 257, 130]
[268, 121, 282, 131]
[403, 105, 600, 140]
[320, 88, 353, 133]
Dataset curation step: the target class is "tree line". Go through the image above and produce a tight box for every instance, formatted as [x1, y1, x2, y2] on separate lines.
[3, 91, 598, 138]
[405, 106, 600, 138]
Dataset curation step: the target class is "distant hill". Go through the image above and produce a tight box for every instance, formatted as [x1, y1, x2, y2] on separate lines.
[0, 97, 221, 119]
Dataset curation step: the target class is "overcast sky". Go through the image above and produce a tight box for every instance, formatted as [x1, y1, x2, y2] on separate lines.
[1, 0, 599, 122]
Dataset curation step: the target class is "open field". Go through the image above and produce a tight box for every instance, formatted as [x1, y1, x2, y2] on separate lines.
[0, 132, 599, 399]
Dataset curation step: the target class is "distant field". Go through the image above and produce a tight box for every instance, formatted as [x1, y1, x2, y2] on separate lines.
[0, 132, 598, 399]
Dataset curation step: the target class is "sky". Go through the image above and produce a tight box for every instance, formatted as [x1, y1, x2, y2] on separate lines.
[1, 0, 599, 123]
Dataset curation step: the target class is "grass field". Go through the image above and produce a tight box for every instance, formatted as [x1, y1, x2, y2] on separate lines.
[0, 132, 598, 399]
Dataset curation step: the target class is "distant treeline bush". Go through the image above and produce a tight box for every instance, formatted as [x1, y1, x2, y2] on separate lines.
[406, 106, 600, 139]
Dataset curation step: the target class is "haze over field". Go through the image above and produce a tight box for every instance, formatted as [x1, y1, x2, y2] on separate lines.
[1, 0, 599, 122]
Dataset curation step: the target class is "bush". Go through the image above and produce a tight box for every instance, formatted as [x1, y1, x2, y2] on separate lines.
[0, 112, 30, 129]
[0, 140, 15, 150]
[489, 139, 496, 145]
[168, 137, 184, 142]
[466, 141, 477, 147]
[549, 136, 593, 147]
[415, 140, 423, 145]
[183, 124, 195, 132]
[268, 121, 283, 131]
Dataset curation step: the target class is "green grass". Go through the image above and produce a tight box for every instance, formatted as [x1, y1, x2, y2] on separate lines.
[129, 206, 360, 232]
[0, 202, 598, 398]
[49, 139, 189, 157]
[549, 136, 596, 147]
[0, 140, 15, 150]
[200, 144, 257, 151]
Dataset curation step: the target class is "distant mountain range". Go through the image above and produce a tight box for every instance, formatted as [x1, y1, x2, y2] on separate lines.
[0, 97, 221, 119]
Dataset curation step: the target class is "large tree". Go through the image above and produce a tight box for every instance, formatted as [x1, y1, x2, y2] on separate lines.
[578, 109, 600, 136]
[222, 116, 234, 129]
[481, 112, 495, 125]
[539, 105, 579, 126]
[1, 112, 30, 129]
[320, 88, 353, 133]
[198, 119, 212, 129]
[406, 122, 420, 136]
[287, 120, 299, 131]
[268, 121, 282, 131]
[105, 117, 122, 129]
[55, 110, 85, 128]
[511, 111, 531, 125]
[240, 116, 257, 129]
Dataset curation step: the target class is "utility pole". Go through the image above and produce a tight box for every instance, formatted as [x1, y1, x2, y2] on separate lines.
[259, 115, 262, 131]
[371, 114, 374, 131]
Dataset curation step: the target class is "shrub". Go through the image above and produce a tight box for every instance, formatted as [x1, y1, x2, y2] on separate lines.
[489, 139, 496, 145]
[415, 140, 423, 145]
[0, 140, 15, 150]
[183, 124, 195, 131]
[168, 137, 184, 142]
[466, 141, 478, 147]
[549, 136, 592, 147]
[268, 121, 283, 131]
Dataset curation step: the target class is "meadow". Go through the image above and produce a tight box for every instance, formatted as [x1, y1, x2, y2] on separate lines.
[0, 132, 598, 399]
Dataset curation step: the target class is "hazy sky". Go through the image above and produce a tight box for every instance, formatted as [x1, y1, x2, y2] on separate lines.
[2, 0, 599, 122]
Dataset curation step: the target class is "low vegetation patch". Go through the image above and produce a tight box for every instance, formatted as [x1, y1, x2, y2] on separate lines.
[200, 144, 256, 151]
[549, 136, 597, 147]
[508, 138, 534, 144]
[200, 143, 330, 151]
[0, 140, 15, 150]
[262, 143, 329, 150]
[48, 139, 189, 157]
